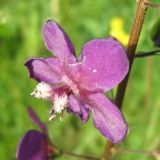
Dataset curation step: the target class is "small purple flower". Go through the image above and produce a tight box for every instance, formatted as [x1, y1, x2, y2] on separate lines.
[25, 20, 129, 143]
[16, 107, 54, 160]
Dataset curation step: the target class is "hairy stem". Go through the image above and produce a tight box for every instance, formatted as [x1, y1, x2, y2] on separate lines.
[103, 0, 148, 159]
[115, 0, 147, 108]
[144, 1, 160, 9]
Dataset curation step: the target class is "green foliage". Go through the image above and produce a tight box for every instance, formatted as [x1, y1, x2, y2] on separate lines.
[0, 0, 160, 159]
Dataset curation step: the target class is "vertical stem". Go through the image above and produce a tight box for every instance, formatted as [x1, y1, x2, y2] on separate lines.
[115, 0, 148, 108]
[103, 0, 148, 159]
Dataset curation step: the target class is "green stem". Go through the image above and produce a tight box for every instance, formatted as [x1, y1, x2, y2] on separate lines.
[62, 151, 100, 160]
[103, 0, 148, 159]
[112, 147, 157, 158]
[49, 146, 100, 160]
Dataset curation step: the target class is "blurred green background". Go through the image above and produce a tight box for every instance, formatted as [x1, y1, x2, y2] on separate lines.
[0, 0, 160, 159]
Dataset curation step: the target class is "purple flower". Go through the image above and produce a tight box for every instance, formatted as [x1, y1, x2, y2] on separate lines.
[25, 20, 129, 143]
[16, 107, 54, 160]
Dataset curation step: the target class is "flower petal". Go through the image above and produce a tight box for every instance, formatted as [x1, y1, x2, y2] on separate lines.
[43, 20, 76, 63]
[25, 57, 62, 84]
[16, 130, 48, 160]
[88, 93, 127, 143]
[68, 94, 90, 123]
[28, 107, 48, 134]
[78, 37, 129, 92]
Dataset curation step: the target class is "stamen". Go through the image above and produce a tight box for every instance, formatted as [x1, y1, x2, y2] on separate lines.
[59, 111, 64, 121]
[48, 94, 68, 121]
[49, 115, 56, 121]
[31, 82, 52, 99]
[48, 108, 56, 121]
[54, 94, 68, 113]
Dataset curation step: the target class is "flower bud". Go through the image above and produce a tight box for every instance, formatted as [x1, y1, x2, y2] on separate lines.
[151, 19, 160, 47]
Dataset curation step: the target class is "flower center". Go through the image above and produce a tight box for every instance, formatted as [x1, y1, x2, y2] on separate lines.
[62, 75, 79, 95]
[31, 82, 69, 121]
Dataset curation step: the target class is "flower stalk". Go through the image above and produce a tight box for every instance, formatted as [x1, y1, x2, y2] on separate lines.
[103, 0, 148, 159]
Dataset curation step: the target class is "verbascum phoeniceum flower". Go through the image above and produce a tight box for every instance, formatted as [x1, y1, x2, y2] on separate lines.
[25, 20, 129, 143]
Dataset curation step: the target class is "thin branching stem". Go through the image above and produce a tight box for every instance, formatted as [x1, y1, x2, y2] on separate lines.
[112, 148, 160, 159]
[49, 146, 100, 160]
[144, 1, 160, 9]
[62, 151, 100, 160]
[103, 0, 148, 159]
[135, 49, 160, 58]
